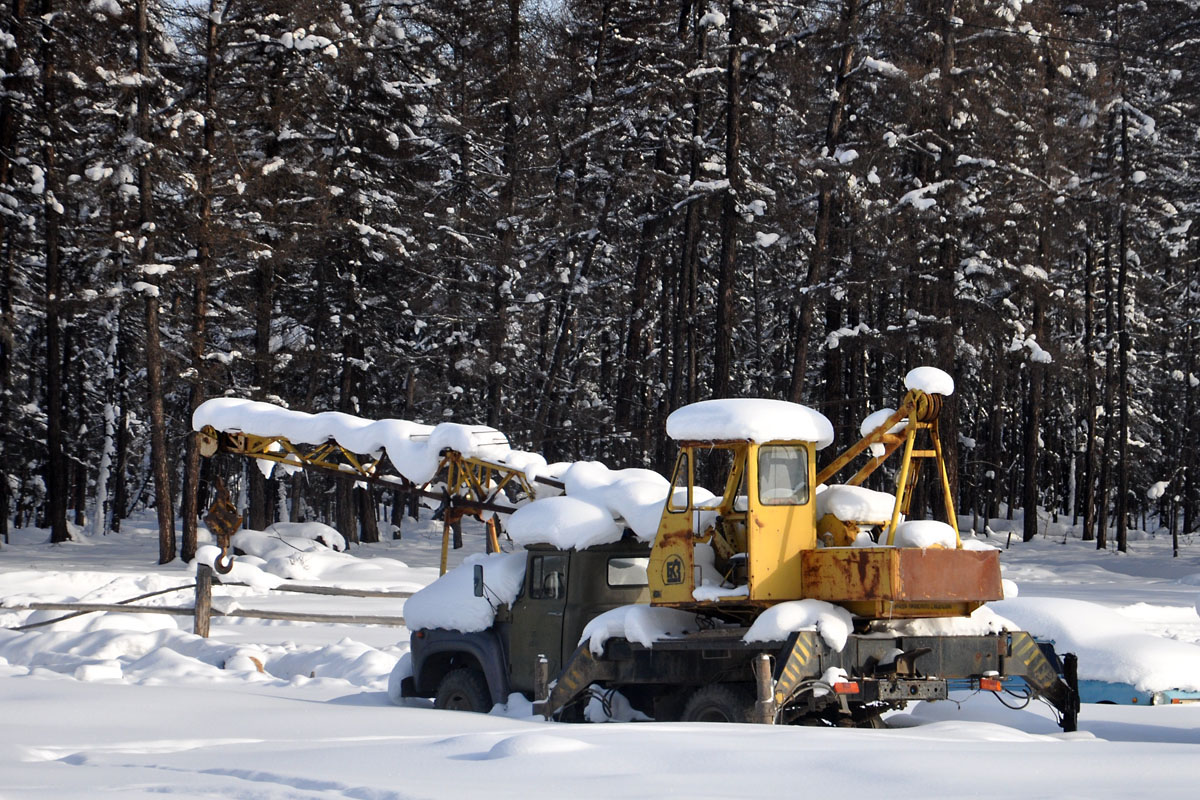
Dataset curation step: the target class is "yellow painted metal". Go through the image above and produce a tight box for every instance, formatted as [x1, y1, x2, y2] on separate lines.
[648, 450, 698, 604]
[746, 442, 815, 601]
[814, 408, 908, 487]
[884, 421, 920, 545]
[645, 382, 992, 617]
[199, 425, 547, 575]
[929, 419, 963, 545]
[648, 441, 817, 608]
[817, 513, 861, 548]
[846, 436, 903, 486]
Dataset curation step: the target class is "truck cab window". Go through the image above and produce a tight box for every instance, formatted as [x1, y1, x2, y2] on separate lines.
[529, 554, 568, 600]
[607, 557, 650, 587]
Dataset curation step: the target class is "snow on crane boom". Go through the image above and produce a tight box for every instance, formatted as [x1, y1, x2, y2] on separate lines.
[193, 398, 561, 573]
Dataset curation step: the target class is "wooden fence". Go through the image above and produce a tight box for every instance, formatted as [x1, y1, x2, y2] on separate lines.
[4, 564, 411, 638]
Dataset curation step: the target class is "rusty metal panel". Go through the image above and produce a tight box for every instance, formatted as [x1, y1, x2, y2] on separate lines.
[893, 548, 1002, 601]
[800, 548, 895, 602]
[800, 548, 1002, 607]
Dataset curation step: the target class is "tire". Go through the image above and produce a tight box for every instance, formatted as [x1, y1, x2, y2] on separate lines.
[681, 684, 755, 723]
[434, 668, 491, 713]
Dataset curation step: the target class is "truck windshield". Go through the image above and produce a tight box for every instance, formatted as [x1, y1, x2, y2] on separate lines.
[757, 445, 809, 506]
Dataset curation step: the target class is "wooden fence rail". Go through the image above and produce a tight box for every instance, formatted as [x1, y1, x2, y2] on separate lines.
[4, 564, 412, 638]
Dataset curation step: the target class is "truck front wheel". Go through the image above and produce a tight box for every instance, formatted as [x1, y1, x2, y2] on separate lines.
[681, 684, 755, 723]
[434, 668, 491, 713]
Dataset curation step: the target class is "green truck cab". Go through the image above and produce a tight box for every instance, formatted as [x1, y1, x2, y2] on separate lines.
[401, 539, 651, 713]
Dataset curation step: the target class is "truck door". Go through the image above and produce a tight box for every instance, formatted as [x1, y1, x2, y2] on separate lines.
[508, 552, 570, 695]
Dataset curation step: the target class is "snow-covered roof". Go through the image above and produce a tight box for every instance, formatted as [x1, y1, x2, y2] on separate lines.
[665, 399, 835, 449]
[506, 496, 622, 550]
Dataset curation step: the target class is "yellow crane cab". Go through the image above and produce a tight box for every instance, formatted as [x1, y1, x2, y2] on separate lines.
[646, 398, 832, 618]
[647, 392, 1003, 622]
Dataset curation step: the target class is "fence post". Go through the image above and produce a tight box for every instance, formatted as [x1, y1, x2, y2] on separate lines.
[532, 654, 550, 718]
[194, 563, 213, 638]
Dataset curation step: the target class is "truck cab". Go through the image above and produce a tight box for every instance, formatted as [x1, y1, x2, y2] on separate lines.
[402, 539, 651, 711]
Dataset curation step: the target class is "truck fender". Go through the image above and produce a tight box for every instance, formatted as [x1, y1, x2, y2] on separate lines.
[410, 629, 511, 707]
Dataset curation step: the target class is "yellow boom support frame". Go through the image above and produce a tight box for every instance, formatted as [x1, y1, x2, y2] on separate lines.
[196, 426, 556, 573]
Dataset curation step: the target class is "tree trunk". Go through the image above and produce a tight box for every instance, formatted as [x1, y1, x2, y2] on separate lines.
[1115, 62, 1132, 553]
[247, 254, 276, 532]
[1185, 311, 1196, 534]
[933, 0, 961, 507]
[336, 307, 360, 542]
[180, 0, 220, 562]
[670, 1, 706, 412]
[41, 0, 69, 544]
[485, 0, 522, 428]
[110, 323, 130, 533]
[136, 0, 175, 563]
[0, 0, 27, 544]
[615, 144, 666, 435]
[1022, 298, 1045, 542]
[357, 486, 380, 544]
[789, 0, 859, 401]
[1096, 220, 1116, 551]
[711, 0, 741, 400]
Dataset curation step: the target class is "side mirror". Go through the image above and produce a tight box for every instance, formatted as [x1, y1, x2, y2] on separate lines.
[473, 564, 484, 598]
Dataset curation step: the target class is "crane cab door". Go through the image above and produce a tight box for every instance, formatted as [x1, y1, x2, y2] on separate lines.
[507, 552, 570, 693]
[746, 442, 817, 600]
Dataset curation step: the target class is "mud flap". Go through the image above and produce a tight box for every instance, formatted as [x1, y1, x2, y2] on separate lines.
[534, 640, 617, 719]
[1009, 632, 1079, 732]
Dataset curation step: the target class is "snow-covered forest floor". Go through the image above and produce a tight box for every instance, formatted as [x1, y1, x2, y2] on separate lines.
[3, 514, 1200, 798]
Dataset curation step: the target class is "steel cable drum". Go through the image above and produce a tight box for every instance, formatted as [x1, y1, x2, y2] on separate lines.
[904, 390, 942, 423]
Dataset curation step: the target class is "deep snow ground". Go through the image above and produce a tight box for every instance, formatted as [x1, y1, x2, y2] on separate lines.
[3, 513, 1200, 798]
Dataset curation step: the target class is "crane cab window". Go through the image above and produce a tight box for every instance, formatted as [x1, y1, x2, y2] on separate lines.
[666, 452, 690, 513]
[757, 445, 810, 506]
[529, 554, 568, 599]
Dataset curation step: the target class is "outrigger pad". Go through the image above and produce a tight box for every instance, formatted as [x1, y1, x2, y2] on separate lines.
[535, 640, 617, 719]
[1008, 632, 1080, 732]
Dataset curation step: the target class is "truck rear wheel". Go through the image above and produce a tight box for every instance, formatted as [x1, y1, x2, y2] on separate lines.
[681, 684, 755, 723]
[434, 668, 491, 713]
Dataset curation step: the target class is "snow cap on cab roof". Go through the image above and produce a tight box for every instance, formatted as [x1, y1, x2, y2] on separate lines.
[666, 398, 835, 449]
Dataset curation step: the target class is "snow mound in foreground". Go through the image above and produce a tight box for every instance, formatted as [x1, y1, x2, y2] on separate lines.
[993, 597, 1200, 692]
[484, 733, 592, 759]
[0, 623, 399, 692]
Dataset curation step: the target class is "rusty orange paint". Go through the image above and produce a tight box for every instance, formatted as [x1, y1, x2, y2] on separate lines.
[799, 547, 1002, 618]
